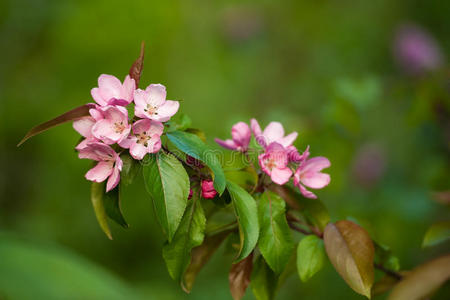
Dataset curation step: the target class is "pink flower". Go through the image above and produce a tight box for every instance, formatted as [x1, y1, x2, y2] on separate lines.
[215, 122, 251, 152]
[91, 74, 135, 106]
[201, 180, 217, 199]
[91, 106, 131, 145]
[251, 119, 297, 148]
[73, 117, 97, 150]
[78, 142, 123, 192]
[134, 84, 179, 122]
[119, 119, 163, 160]
[188, 189, 193, 200]
[293, 156, 331, 199]
[258, 142, 293, 185]
[287, 145, 310, 163]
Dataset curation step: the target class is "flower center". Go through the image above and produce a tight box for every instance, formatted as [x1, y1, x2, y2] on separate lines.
[265, 158, 277, 170]
[113, 121, 126, 133]
[144, 104, 158, 115]
[136, 132, 151, 147]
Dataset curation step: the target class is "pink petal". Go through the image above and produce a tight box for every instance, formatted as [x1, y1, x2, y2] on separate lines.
[278, 132, 298, 147]
[73, 117, 95, 138]
[231, 122, 251, 149]
[145, 84, 167, 107]
[149, 136, 162, 153]
[215, 138, 238, 150]
[250, 118, 262, 136]
[106, 166, 120, 192]
[301, 172, 330, 189]
[302, 157, 331, 174]
[271, 167, 293, 185]
[154, 100, 179, 122]
[89, 108, 103, 121]
[98, 74, 122, 103]
[132, 119, 152, 134]
[130, 142, 148, 160]
[118, 135, 136, 149]
[122, 75, 135, 102]
[148, 121, 164, 136]
[263, 122, 285, 144]
[133, 89, 148, 108]
[298, 184, 317, 199]
[103, 106, 128, 123]
[85, 161, 113, 183]
[91, 88, 107, 106]
[265, 142, 289, 167]
[92, 119, 118, 144]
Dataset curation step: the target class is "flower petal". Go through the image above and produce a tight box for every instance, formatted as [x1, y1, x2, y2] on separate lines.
[85, 161, 113, 183]
[301, 172, 331, 189]
[298, 184, 317, 199]
[231, 122, 251, 149]
[130, 142, 148, 160]
[263, 122, 284, 144]
[133, 89, 148, 108]
[155, 100, 179, 122]
[146, 84, 167, 107]
[73, 117, 95, 138]
[271, 167, 292, 185]
[302, 157, 331, 174]
[132, 119, 152, 134]
[91, 88, 107, 106]
[278, 131, 298, 147]
[215, 138, 238, 150]
[106, 166, 120, 192]
[122, 75, 135, 103]
[98, 74, 122, 103]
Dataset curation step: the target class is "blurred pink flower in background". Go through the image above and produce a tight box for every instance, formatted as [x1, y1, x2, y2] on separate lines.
[351, 143, 386, 188]
[393, 24, 444, 75]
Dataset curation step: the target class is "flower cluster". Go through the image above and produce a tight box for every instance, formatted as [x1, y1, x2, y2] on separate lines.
[73, 74, 179, 192]
[215, 119, 331, 199]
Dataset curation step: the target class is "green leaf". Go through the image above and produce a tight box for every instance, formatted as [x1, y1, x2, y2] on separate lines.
[324, 220, 375, 298]
[90, 182, 112, 240]
[17, 104, 93, 146]
[271, 185, 330, 231]
[166, 131, 226, 194]
[251, 256, 278, 300]
[388, 255, 450, 300]
[374, 242, 400, 272]
[163, 195, 206, 284]
[422, 221, 450, 248]
[258, 191, 294, 273]
[166, 113, 192, 132]
[143, 152, 190, 241]
[120, 153, 141, 186]
[229, 252, 253, 300]
[104, 186, 128, 228]
[297, 235, 326, 282]
[226, 180, 259, 262]
[183, 230, 232, 292]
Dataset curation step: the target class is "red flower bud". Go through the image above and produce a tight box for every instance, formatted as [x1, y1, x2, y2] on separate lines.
[201, 180, 217, 199]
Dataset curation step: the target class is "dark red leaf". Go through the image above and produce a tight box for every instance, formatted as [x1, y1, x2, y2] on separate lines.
[128, 41, 145, 88]
[229, 252, 253, 300]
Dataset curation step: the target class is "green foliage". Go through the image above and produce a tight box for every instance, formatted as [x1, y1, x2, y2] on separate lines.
[258, 191, 294, 273]
[251, 256, 278, 300]
[296, 235, 326, 282]
[142, 152, 190, 242]
[104, 186, 128, 228]
[120, 153, 141, 186]
[167, 130, 226, 194]
[163, 192, 206, 285]
[422, 221, 450, 248]
[226, 180, 259, 262]
[90, 182, 113, 240]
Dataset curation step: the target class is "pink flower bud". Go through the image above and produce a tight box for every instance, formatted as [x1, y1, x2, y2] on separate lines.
[201, 180, 217, 199]
[188, 189, 193, 200]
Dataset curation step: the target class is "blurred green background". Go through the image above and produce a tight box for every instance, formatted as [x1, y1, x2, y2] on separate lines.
[1, 0, 449, 299]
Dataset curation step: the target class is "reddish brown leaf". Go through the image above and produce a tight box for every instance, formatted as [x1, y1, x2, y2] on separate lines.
[388, 254, 450, 300]
[17, 104, 94, 147]
[324, 220, 375, 298]
[229, 252, 253, 300]
[182, 230, 232, 293]
[128, 41, 145, 88]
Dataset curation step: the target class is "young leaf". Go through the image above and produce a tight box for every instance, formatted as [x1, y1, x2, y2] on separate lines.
[324, 220, 375, 298]
[166, 131, 226, 194]
[162, 194, 206, 284]
[226, 180, 259, 262]
[229, 252, 253, 300]
[422, 221, 450, 248]
[90, 182, 112, 240]
[17, 104, 94, 146]
[128, 41, 145, 87]
[271, 185, 330, 231]
[183, 229, 233, 293]
[258, 191, 294, 273]
[388, 254, 450, 300]
[104, 186, 128, 228]
[374, 242, 400, 272]
[166, 113, 192, 133]
[142, 152, 190, 241]
[297, 235, 326, 282]
[120, 153, 141, 186]
[251, 256, 278, 300]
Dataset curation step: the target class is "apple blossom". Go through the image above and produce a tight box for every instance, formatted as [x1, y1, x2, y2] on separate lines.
[73, 117, 97, 150]
[293, 155, 331, 199]
[91, 106, 131, 145]
[215, 122, 251, 152]
[78, 142, 123, 192]
[201, 180, 217, 199]
[251, 118, 297, 148]
[91, 74, 135, 106]
[258, 142, 293, 185]
[119, 119, 164, 160]
[134, 84, 179, 122]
